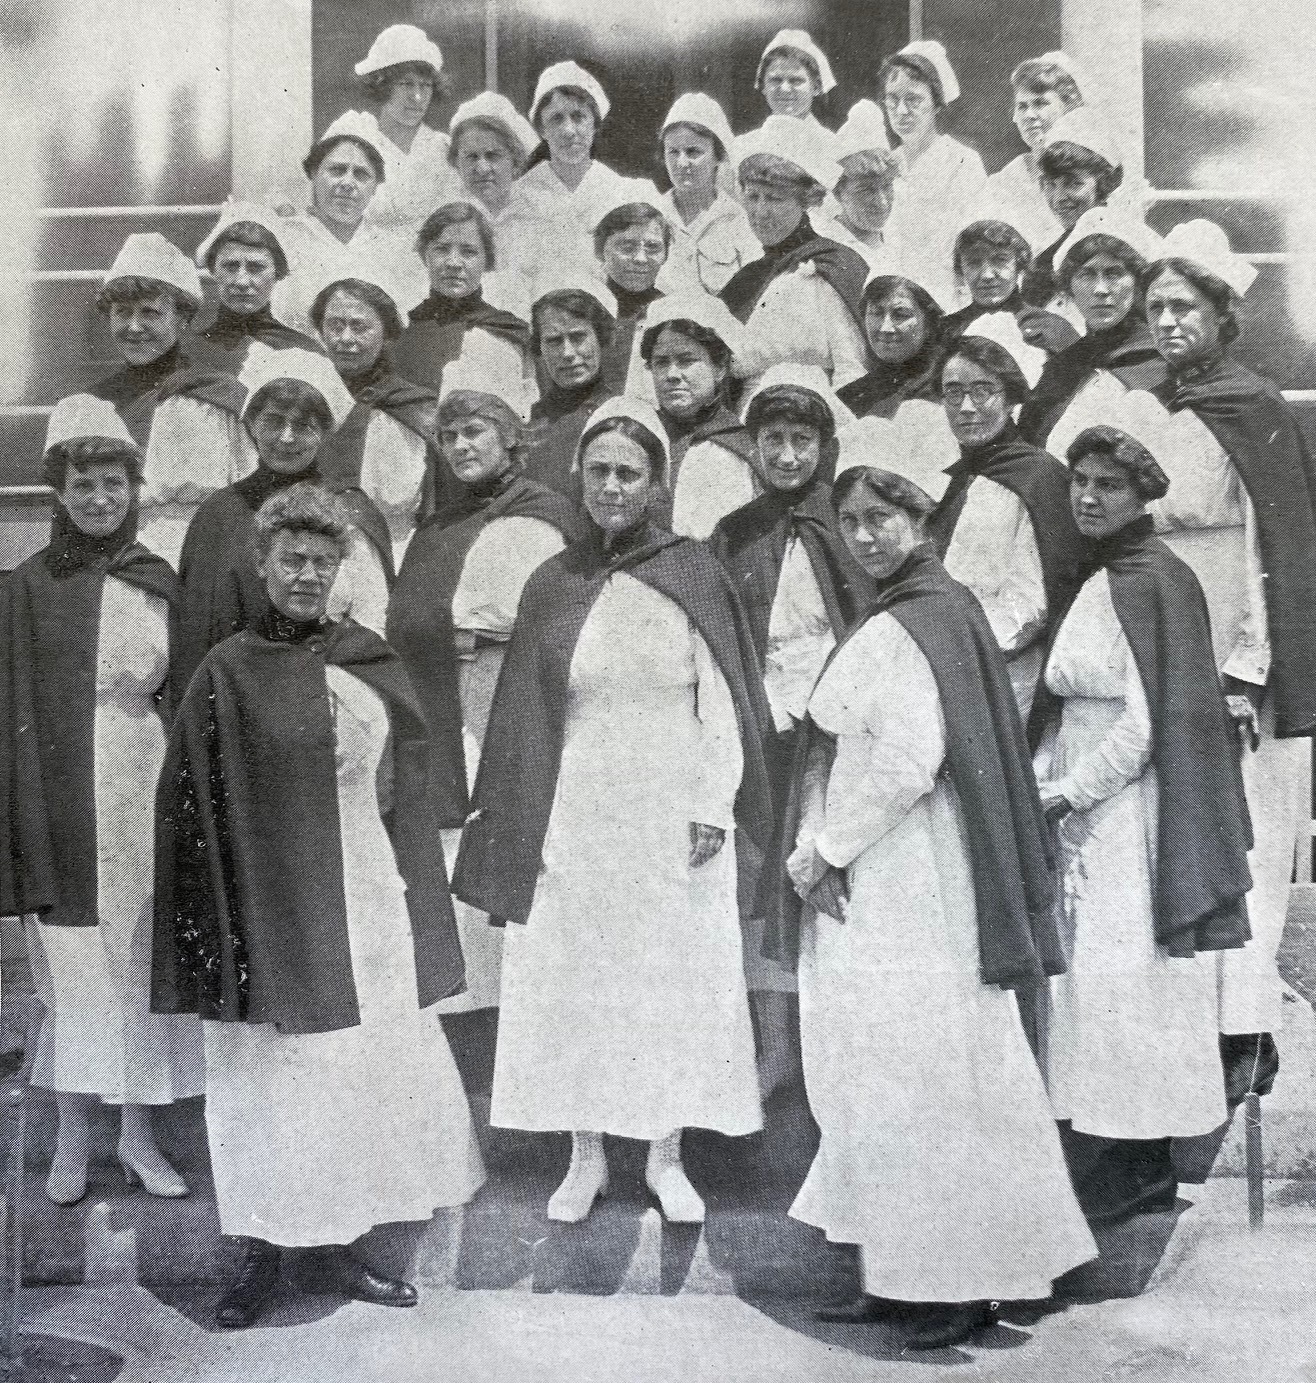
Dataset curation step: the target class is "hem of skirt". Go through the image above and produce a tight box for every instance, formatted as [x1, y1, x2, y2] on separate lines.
[490, 1113, 764, 1139]
[1061, 1114, 1226, 1140]
[27, 1078, 206, 1105]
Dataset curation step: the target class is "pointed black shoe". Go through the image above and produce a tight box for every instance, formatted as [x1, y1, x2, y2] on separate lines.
[814, 1293, 904, 1323]
[215, 1239, 280, 1329]
[905, 1301, 997, 1351]
[315, 1247, 418, 1308]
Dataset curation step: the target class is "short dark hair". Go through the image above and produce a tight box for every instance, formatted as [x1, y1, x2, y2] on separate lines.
[1008, 58, 1083, 110]
[639, 318, 732, 372]
[43, 435, 143, 492]
[878, 53, 945, 109]
[95, 275, 200, 323]
[1067, 424, 1170, 500]
[252, 482, 353, 566]
[530, 290, 615, 356]
[532, 85, 602, 135]
[437, 391, 525, 462]
[206, 220, 288, 278]
[579, 415, 666, 479]
[415, 201, 496, 268]
[309, 278, 405, 340]
[1038, 142, 1123, 203]
[358, 59, 448, 106]
[593, 203, 673, 261]
[954, 220, 1032, 278]
[861, 275, 946, 335]
[302, 135, 385, 184]
[1140, 257, 1241, 346]
[659, 120, 727, 164]
[758, 45, 823, 93]
[448, 117, 529, 176]
[1058, 232, 1149, 292]
[832, 464, 936, 520]
[937, 337, 1031, 408]
[245, 379, 335, 436]
[745, 385, 836, 444]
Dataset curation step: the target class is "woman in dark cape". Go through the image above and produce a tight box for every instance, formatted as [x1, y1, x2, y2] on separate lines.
[1, 396, 202, 1210]
[454, 397, 772, 1228]
[835, 265, 946, 420]
[767, 461, 1094, 1351]
[1031, 423, 1253, 1226]
[152, 483, 483, 1330]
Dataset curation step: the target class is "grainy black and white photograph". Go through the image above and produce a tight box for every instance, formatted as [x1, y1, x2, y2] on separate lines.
[0, 1, 1314, 1378]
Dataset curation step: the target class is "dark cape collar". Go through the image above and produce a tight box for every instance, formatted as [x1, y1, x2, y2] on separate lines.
[836, 337, 943, 418]
[451, 521, 776, 926]
[760, 543, 1065, 991]
[1030, 515, 1254, 955]
[232, 460, 319, 510]
[607, 282, 663, 320]
[90, 342, 185, 408]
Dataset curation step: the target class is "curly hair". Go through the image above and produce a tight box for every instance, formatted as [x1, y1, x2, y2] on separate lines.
[251, 482, 353, 566]
[1139, 257, 1241, 347]
[1067, 424, 1170, 500]
[357, 59, 448, 107]
[745, 385, 836, 444]
[937, 337, 1031, 409]
[1009, 58, 1083, 110]
[954, 220, 1033, 278]
[1038, 142, 1123, 203]
[96, 275, 200, 324]
[438, 391, 525, 462]
[42, 435, 143, 493]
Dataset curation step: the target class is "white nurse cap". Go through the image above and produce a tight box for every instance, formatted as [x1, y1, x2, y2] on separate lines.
[530, 61, 610, 125]
[756, 30, 837, 94]
[449, 91, 539, 159]
[45, 394, 138, 455]
[661, 93, 736, 160]
[963, 311, 1047, 389]
[355, 24, 443, 78]
[1153, 219, 1257, 298]
[899, 40, 960, 105]
[238, 344, 356, 431]
[103, 232, 203, 306]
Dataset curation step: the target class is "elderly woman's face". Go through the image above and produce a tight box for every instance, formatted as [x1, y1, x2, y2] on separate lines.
[538, 305, 601, 390]
[864, 285, 928, 365]
[1013, 87, 1070, 150]
[380, 69, 433, 130]
[755, 417, 822, 491]
[213, 242, 278, 315]
[836, 157, 895, 233]
[582, 432, 653, 534]
[312, 140, 378, 234]
[962, 246, 1021, 307]
[1070, 453, 1145, 539]
[441, 414, 511, 487]
[741, 178, 807, 249]
[837, 484, 921, 579]
[941, 354, 1011, 447]
[61, 459, 132, 537]
[884, 68, 937, 147]
[650, 327, 723, 420]
[108, 290, 183, 366]
[423, 221, 487, 298]
[601, 218, 667, 295]
[663, 125, 719, 202]
[1145, 267, 1222, 368]
[763, 56, 817, 119]
[259, 527, 341, 623]
[455, 127, 517, 208]
[1070, 250, 1137, 331]
[248, 401, 327, 474]
[320, 288, 386, 377]
[1044, 168, 1100, 230]
[539, 92, 595, 168]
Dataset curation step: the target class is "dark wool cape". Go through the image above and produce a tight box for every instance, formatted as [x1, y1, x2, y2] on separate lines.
[391, 291, 531, 397]
[186, 303, 324, 374]
[835, 337, 942, 420]
[926, 422, 1091, 625]
[0, 508, 176, 925]
[1029, 516, 1254, 957]
[451, 522, 775, 926]
[523, 373, 619, 505]
[1017, 313, 1168, 446]
[761, 544, 1064, 990]
[1153, 353, 1316, 738]
[719, 215, 870, 337]
[387, 473, 584, 827]
[601, 282, 663, 394]
[150, 616, 465, 1033]
[89, 342, 189, 447]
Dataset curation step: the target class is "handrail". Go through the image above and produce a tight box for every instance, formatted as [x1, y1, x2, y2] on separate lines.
[1144, 189, 1302, 203]
[34, 205, 221, 220]
[5, 270, 213, 284]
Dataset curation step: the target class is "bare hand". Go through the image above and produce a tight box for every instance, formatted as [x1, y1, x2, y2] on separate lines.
[807, 866, 850, 922]
[1225, 695, 1261, 753]
[1039, 788, 1072, 828]
[688, 822, 726, 869]
[787, 841, 827, 899]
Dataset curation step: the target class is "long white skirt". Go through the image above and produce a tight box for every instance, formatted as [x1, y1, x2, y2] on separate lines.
[1047, 700, 1226, 1139]
[792, 780, 1097, 1303]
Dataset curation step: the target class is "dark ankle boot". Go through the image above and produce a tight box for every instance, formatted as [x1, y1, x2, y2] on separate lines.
[316, 1246, 418, 1308]
[215, 1238, 280, 1329]
[815, 1293, 903, 1323]
[905, 1301, 996, 1351]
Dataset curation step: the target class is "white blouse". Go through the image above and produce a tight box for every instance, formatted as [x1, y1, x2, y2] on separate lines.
[656, 190, 762, 297]
[763, 536, 835, 732]
[450, 515, 566, 640]
[736, 263, 869, 391]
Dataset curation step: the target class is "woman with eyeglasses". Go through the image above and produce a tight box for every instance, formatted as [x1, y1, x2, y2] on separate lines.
[927, 319, 1087, 720]
[878, 42, 986, 310]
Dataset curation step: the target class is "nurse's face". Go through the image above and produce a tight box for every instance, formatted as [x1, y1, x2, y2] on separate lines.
[837, 483, 921, 579]
[380, 67, 434, 130]
[741, 178, 807, 250]
[1069, 250, 1138, 331]
[649, 326, 723, 420]
[1012, 86, 1069, 151]
[212, 242, 278, 316]
[259, 527, 341, 623]
[663, 125, 719, 204]
[883, 67, 938, 148]
[1145, 267, 1222, 369]
[600, 217, 668, 295]
[835, 158, 895, 233]
[941, 354, 1011, 448]
[247, 400, 327, 474]
[538, 91, 596, 169]
[961, 246, 1022, 308]
[60, 459, 133, 537]
[441, 413, 512, 487]
[582, 431, 653, 534]
[1070, 453, 1145, 539]
[312, 139, 378, 235]
[762, 56, 818, 119]
[1043, 168, 1100, 230]
[423, 221, 488, 299]
[755, 418, 822, 491]
[107, 289, 184, 365]
[455, 126, 517, 209]
[538, 305, 602, 390]
[864, 285, 928, 365]
[320, 288, 387, 377]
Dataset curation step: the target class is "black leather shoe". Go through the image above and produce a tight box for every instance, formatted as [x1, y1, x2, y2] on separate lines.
[905, 1301, 996, 1351]
[814, 1294, 903, 1323]
[215, 1239, 280, 1329]
[1222, 1033, 1279, 1110]
[321, 1248, 418, 1308]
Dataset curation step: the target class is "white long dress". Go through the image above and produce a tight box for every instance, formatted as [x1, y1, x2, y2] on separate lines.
[1148, 401, 1309, 1037]
[791, 613, 1096, 1303]
[356, 409, 432, 568]
[360, 117, 463, 240]
[491, 573, 762, 1139]
[1042, 366, 1131, 463]
[656, 190, 762, 298]
[25, 579, 205, 1104]
[435, 515, 568, 1015]
[942, 477, 1048, 720]
[202, 666, 485, 1246]
[1037, 570, 1226, 1138]
[736, 265, 869, 392]
[515, 159, 637, 269]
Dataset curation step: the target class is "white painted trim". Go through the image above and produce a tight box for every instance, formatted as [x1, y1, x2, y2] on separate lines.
[35, 205, 221, 220]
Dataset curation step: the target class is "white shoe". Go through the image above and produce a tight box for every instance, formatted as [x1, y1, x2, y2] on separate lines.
[646, 1132, 705, 1224]
[546, 1134, 608, 1223]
